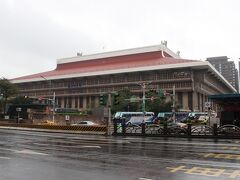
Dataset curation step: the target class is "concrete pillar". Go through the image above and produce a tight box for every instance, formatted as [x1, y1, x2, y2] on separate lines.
[79, 96, 83, 109]
[72, 97, 75, 109]
[66, 97, 69, 108]
[200, 94, 203, 112]
[182, 92, 188, 110]
[94, 96, 99, 107]
[61, 97, 64, 108]
[83, 96, 87, 109]
[192, 92, 198, 111]
[88, 96, 92, 109]
[76, 96, 80, 109]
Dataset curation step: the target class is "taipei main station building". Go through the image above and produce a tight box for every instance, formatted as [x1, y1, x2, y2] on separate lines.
[11, 44, 236, 112]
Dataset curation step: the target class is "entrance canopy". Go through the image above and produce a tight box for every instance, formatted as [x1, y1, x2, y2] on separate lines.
[209, 94, 240, 111]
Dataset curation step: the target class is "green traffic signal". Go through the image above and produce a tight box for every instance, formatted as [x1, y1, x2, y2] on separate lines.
[157, 89, 164, 97]
[113, 93, 119, 105]
[99, 94, 106, 105]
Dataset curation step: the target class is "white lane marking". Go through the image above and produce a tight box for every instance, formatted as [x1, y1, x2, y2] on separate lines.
[0, 157, 11, 160]
[13, 149, 48, 156]
[139, 178, 153, 180]
[81, 146, 101, 148]
[0, 147, 48, 156]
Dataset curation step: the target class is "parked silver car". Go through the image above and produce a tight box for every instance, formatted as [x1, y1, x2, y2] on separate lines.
[71, 121, 97, 126]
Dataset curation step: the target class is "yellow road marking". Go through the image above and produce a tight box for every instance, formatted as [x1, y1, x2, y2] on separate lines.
[222, 146, 240, 150]
[167, 166, 187, 172]
[203, 153, 240, 160]
[167, 166, 240, 178]
[221, 171, 240, 178]
[185, 167, 225, 177]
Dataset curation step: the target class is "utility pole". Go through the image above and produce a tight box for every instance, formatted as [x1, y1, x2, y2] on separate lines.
[107, 93, 112, 135]
[137, 81, 151, 122]
[40, 75, 55, 123]
[172, 84, 176, 123]
[52, 92, 55, 124]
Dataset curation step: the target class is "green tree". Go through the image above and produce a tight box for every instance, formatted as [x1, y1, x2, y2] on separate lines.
[111, 89, 139, 113]
[111, 88, 175, 115]
[145, 89, 173, 115]
[0, 78, 18, 114]
[9, 96, 33, 105]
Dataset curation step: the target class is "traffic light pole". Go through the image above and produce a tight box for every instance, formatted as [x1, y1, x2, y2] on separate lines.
[172, 84, 176, 123]
[137, 82, 151, 122]
[107, 93, 112, 135]
[40, 75, 55, 123]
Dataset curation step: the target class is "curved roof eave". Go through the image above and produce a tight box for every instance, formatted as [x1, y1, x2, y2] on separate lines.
[12, 61, 236, 93]
[205, 61, 237, 92]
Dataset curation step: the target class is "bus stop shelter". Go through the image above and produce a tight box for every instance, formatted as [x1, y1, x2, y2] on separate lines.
[208, 94, 240, 126]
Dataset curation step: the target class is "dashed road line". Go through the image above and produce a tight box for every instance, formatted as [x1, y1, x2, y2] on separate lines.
[139, 178, 153, 180]
[0, 157, 11, 160]
[13, 149, 48, 156]
[0, 147, 48, 156]
[81, 145, 101, 148]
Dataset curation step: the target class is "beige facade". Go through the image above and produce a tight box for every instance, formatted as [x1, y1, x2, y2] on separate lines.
[12, 45, 236, 112]
[15, 68, 234, 112]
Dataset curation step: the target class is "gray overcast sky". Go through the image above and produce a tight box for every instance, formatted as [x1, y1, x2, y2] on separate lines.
[1, 0, 240, 79]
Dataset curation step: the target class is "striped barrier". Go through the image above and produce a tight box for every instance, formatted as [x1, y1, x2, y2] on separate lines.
[0, 123, 107, 133]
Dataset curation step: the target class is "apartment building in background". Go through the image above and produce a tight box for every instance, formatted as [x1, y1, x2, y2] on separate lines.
[206, 56, 239, 92]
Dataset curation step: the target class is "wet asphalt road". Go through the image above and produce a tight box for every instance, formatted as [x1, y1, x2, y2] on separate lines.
[0, 129, 240, 180]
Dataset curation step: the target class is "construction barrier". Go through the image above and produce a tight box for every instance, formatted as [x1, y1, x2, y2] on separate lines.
[0, 123, 107, 133]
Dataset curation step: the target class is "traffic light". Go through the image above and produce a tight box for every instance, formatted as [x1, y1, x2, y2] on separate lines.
[168, 90, 173, 96]
[157, 89, 164, 97]
[113, 93, 120, 105]
[99, 94, 106, 105]
[146, 89, 155, 98]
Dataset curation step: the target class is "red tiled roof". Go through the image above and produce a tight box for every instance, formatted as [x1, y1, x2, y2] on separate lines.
[12, 51, 199, 81]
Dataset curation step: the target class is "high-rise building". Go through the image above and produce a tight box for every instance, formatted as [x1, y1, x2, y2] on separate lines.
[206, 56, 239, 92]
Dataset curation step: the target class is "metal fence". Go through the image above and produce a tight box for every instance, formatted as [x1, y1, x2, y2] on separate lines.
[113, 122, 240, 138]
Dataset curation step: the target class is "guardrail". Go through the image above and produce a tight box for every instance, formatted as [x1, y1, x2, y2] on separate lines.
[113, 121, 240, 139]
[0, 123, 107, 133]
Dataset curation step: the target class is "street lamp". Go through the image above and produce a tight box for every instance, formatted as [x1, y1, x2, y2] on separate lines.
[137, 81, 151, 122]
[172, 84, 176, 123]
[0, 93, 3, 114]
[40, 75, 55, 123]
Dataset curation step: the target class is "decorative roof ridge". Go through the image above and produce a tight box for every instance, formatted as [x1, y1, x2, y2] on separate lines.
[57, 44, 180, 65]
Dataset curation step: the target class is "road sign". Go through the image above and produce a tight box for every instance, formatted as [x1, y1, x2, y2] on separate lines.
[16, 107, 22, 112]
[204, 102, 211, 108]
[130, 96, 140, 102]
[65, 115, 70, 121]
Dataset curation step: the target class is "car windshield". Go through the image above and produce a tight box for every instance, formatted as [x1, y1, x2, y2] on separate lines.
[79, 121, 88, 124]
